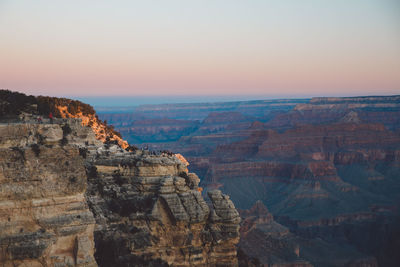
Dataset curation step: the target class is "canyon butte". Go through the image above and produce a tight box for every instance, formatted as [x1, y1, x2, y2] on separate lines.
[100, 95, 400, 266]
[0, 90, 241, 267]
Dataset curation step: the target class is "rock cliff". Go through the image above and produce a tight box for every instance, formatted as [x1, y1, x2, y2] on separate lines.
[0, 123, 97, 267]
[86, 148, 240, 266]
[0, 90, 241, 266]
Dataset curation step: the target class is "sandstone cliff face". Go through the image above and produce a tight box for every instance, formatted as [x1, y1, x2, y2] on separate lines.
[0, 89, 129, 149]
[0, 90, 242, 266]
[0, 119, 241, 266]
[0, 123, 97, 267]
[54, 106, 129, 149]
[86, 148, 240, 266]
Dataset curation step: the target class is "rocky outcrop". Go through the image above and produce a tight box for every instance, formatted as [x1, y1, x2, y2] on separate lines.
[0, 123, 97, 267]
[86, 148, 240, 266]
[0, 89, 128, 149]
[0, 119, 241, 267]
[238, 202, 312, 266]
[55, 106, 129, 149]
[0, 89, 242, 266]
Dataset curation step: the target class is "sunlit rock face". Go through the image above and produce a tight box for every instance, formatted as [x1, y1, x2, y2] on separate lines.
[55, 105, 129, 149]
[0, 89, 128, 149]
[0, 123, 97, 267]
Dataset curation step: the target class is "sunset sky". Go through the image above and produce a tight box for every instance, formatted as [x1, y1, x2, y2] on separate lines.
[0, 0, 399, 100]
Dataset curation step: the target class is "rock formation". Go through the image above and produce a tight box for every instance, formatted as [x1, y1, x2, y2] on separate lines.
[239, 201, 312, 267]
[0, 123, 97, 267]
[0, 89, 241, 266]
[86, 147, 240, 266]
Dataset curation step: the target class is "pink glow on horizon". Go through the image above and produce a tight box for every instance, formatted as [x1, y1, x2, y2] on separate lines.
[0, 1, 399, 97]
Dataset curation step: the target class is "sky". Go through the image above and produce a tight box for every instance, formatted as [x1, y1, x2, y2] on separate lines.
[0, 0, 399, 101]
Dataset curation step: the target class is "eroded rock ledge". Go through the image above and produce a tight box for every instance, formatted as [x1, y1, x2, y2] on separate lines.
[86, 147, 240, 266]
[0, 123, 97, 267]
[0, 121, 240, 267]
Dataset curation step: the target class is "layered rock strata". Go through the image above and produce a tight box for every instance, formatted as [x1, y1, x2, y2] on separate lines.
[0, 123, 97, 267]
[0, 119, 241, 266]
[86, 148, 240, 266]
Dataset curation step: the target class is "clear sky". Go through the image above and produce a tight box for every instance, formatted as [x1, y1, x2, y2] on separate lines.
[0, 0, 399, 99]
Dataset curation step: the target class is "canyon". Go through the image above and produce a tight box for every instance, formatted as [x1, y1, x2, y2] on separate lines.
[100, 95, 400, 266]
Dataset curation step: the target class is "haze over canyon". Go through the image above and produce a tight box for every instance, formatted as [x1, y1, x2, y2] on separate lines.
[99, 94, 400, 266]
